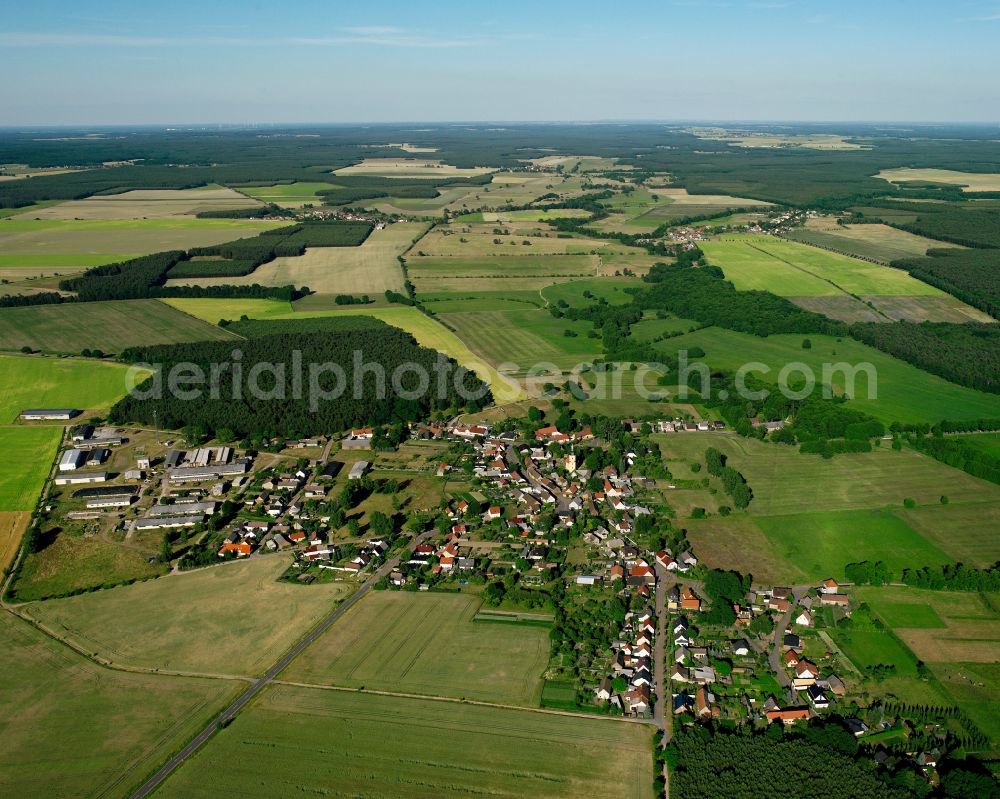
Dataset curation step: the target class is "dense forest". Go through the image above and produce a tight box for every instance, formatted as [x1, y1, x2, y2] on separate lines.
[851, 321, 1000, 394]
[110, 319, 490, 438]
[891, 248, 1000, 319]
[3, 124, 1000, 209]
[666, 726, 911, 799]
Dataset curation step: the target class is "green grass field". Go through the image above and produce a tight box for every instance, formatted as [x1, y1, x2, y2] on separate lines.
[24, 555, 354, 675]
[0, 612, 233, 799]
[0, 216, 286, 259]
[540, 277, 644, 307]
[282, 591, 551, 706]
[752, 509, 952, 582]
[656, 327, 1000, 424]
[630, 315, 702, 341]
[155, 686, 655, 799]
[954, 432, 1000, 457]
[0, 253, 138, 268]
[899, 502, 1000, 569]
[0, 354, 145, 423]
[443, 308, 602, 372]
[0, 427, 60, 511]
[0, 299, 238, 354]
[702, 235, 942, 297]
[239, 181, 342, 206]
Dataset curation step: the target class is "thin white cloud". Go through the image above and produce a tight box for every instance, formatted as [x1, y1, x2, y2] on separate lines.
[0, 27, 482, 49]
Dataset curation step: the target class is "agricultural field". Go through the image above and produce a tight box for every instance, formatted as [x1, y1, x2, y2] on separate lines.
[856, 587, 1000, 663]
[784, 217, 959, 262]
[653, 434, 1000, 519]
[23, 555, 355, 676]
[0, 354, 146, 422]
[541, 277, 644, 307]
[408, 254, 599, 294]
[933, 663, 1000, 748]
[685, 516, 808, 584]
[333, 158, 494, 178]
[953, 432, 1000, 458]
[411, 222, 647, 258]
[12, 186, 261, 220]
[420, 292, 543, 313]
[0, 612, 234, 799]
[0, 511, 29, 571]
[656, 327, 1000, 424]
[630, 315, 702, 341]
[0, 427, 60, 511]
[456, 208, 591, 222]
[0, 216, 286, 266]
[702, 235, 944, 297]
[876, 167, 1000, 192]
[0, 299, 238, 354]
[282, 591, 551, 706]
[441, 308, 603, 374]
[594, 188, 771, 233]
[154, 686, 655, 799]
[899, 499, 1000, 568]
[238, 181, 341, 207]
[168, 221, 426, 296]
[752, 509, 953, 582]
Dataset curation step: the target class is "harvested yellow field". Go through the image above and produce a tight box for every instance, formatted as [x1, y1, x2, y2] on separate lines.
[333, 158, 493, 178]
[0, 512, 29, 572]
[168, 221, 425, 296]
[23, 555, 356, 676]
[16, 186, 262, 220]
[651, 187, 772, 205]
[876, 168, 1000, 192]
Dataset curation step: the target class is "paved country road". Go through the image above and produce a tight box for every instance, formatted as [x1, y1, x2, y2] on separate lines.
[127, 530, 434, 799]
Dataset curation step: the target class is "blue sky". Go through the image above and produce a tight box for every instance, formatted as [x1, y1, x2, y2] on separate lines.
[2, 0, 999, 125]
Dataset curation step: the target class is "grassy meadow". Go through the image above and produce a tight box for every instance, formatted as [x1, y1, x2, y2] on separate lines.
[752, 509, 952, 582]
[442, 308, 603, 373]
[239, 181, 342, 207]
[0, 427, 60, 512]
[282, 591, 551, 706]
[24, 555, 355, 675]
[155, 686, 655, 799]
[0, 354, 144, 423]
